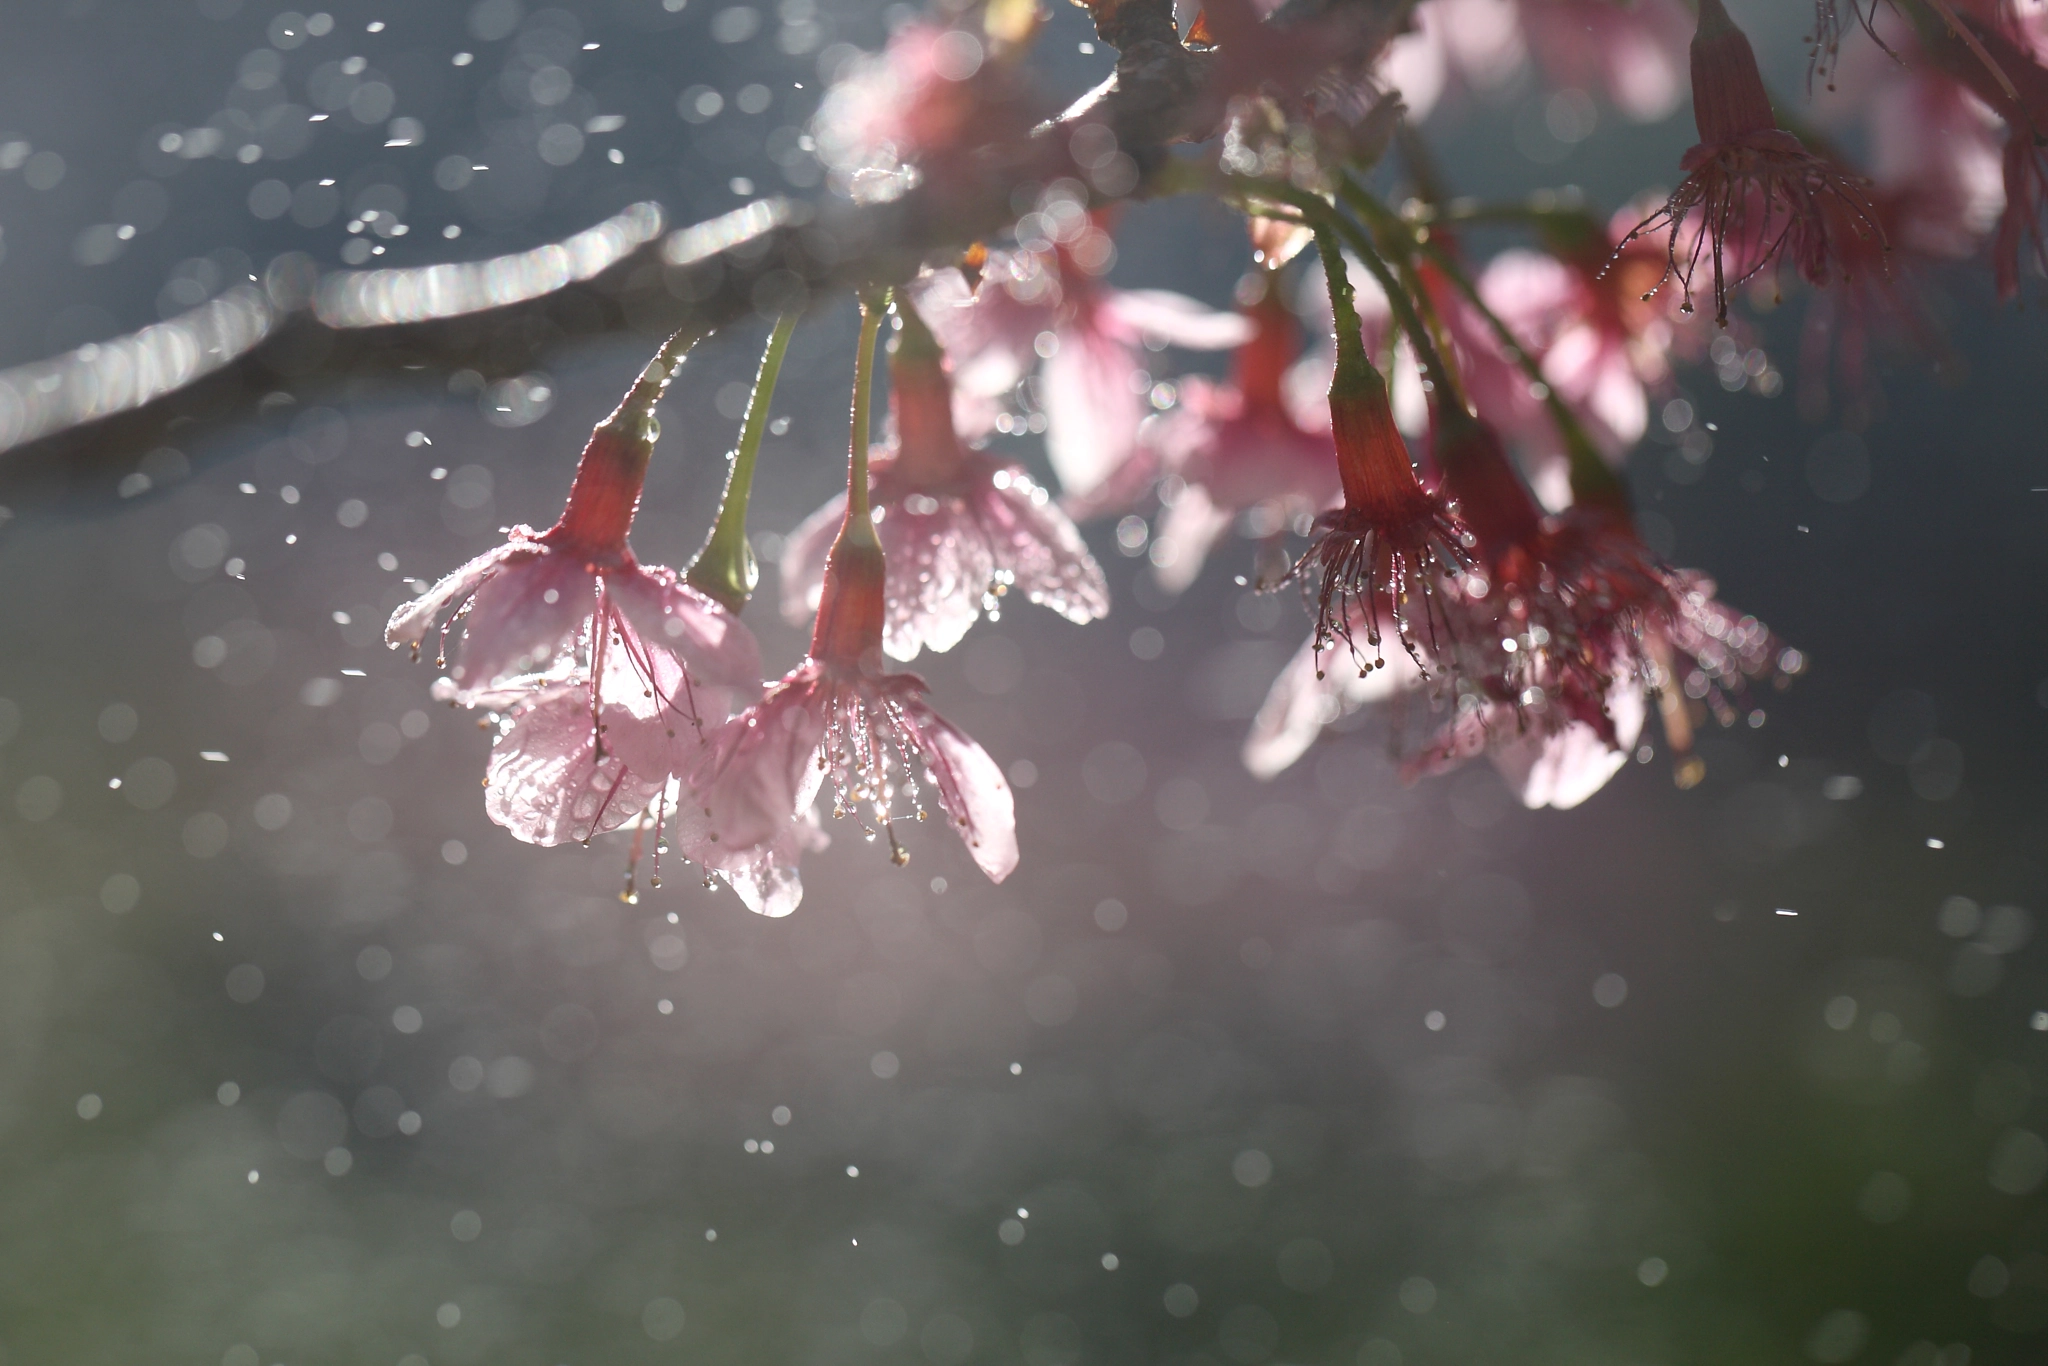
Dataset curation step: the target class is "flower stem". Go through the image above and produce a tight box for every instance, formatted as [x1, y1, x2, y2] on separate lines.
[687, 309, 798, 613]
[808, 289, 892, 664]
[1233, 176, 1468, 416]
[1328, 180, 1471, 423]
[846, 290, 888, 529]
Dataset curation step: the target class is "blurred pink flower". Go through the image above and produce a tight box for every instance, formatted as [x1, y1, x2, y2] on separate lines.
[1083, 273, 1340, 593]
[1521, 0, 1693, 122]
[914, 236, 1250, 502]
[781, 303, 1108, 660]
[1242, 623, 1646, 810]
[811, 20, 1043, 206]
[1247, 412, 1799, 801]
[1475, 244, 1665, 476]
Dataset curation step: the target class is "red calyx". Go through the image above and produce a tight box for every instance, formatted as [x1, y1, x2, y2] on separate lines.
[1689, 0, 1780, 147]
[547, 414, 653, 561]
[1434, 418, 1543, 564]
[810, 524, 888, 666]
[1232, 274, 1298, 415]
[888, 346, 967, 488]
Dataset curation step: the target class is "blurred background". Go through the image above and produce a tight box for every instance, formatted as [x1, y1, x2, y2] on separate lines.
[2, 2, 2047, 1364]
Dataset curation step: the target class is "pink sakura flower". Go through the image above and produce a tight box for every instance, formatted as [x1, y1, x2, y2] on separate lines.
[1247, 421, 1801, 805]
[1242, 623, 1647, 809]
[387, 346, 763, 845]
[1079, 271, 1340, 593]
[1281, 253, 1471, 678]
[811, 19, 1044, 206]
[1521, 0, 1693, 122]
[913, 234, 1250, 502]
[1426, 423, 1800, 792]
[1376, 0, 1528, 123]
[457, 622, 697, 848]
[1478, 247, 1657, 459]
[687, 305, 1018, 914]
[1621, 0, 1886, 325]
[780, 299, 1108, 660]
[1797, 16, 1998, 409]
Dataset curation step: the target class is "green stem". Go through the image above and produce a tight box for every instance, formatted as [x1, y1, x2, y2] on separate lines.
[1232, 176, 1470, 417]
[1324, 199, 1470, 424]
[686, 309, 799, 613]
[847, 290, 888, 531]
[1313, 223, 1371, 378]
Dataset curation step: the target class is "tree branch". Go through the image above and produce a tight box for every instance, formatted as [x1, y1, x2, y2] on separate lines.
[0, 0, 1405, 495]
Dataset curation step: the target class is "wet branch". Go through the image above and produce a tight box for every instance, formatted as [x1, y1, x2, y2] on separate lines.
[0, 0, 1402, 495]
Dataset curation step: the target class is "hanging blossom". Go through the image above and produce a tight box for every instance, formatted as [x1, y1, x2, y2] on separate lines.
[1791, 11, 2005, 411]
[1618, 0, 1886, 325]
[913, 225, 1251, 503]
[780, 296, 1109, 661]
[1278, 234, 1471, 679]
[686, 299, 1018, 917]
[1897, 2, 2048, 300]
[1248, 372, 1799, 807]
[1075, 266, 1340, 594]
[386, 338, 762, 846]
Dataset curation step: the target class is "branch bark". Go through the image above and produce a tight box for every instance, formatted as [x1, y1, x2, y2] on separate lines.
[0, 0, 1403, 493]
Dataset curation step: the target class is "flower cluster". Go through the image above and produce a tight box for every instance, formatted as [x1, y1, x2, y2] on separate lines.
[388, 0, 2039, 902]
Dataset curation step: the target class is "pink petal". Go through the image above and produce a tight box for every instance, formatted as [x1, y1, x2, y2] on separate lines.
[1100, 289, 1256, 350]
[685, 667, 829, 858]
[447, 550, 596, 689]
[967, 470, 1110, 626]
[897, 689, 1018, 881]
[1042, 324, 1145, 498]
[1243, 631, 1422, 779]
[609, 564, 765, 702]
[384, 538, 529, 654]
[483, 682, 666, 846]
[1491, 682, 1646, 810]
[1152, 483, 1233, 595]
[874, 494, 998, 661]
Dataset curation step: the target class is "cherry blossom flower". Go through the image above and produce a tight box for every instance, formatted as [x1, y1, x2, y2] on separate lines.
[1282, 239, 1471, 678]
[387, 342, 762, 845]
[913, 235, 1250, 502]
[1429, 418, 1799, 791]
[386, 346, 761, 706]
[687, 299, 1018, 915]
[1080, 270, 1341, 593]
[1620, 0, 1886, 325]
[1901, 5, 2048, 299]
[812, 19, 1044, 206]
[780, 299, 1108, 660]
[1247, 403, 1798, 803]
[1477, 242, 1663, 467]
[1521, 0, 1693, 122]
